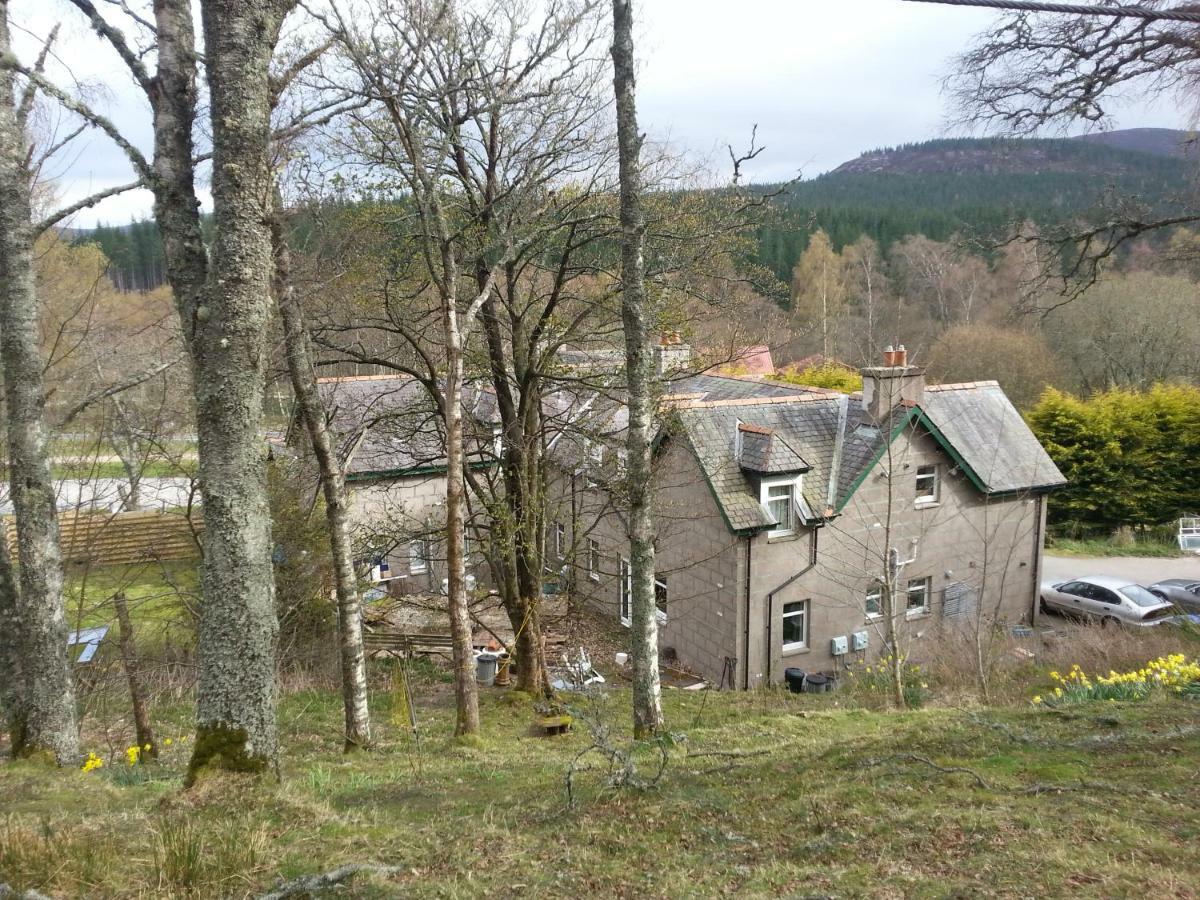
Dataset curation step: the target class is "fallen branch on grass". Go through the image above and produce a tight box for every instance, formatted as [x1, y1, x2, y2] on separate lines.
[861, 753, 992, 789]
[257, 863, 405, 899]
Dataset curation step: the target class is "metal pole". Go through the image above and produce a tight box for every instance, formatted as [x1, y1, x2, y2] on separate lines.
[902, 0, 1200, 23]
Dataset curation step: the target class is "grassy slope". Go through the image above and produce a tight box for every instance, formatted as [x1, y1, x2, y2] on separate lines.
[3, 684, 1199, 897]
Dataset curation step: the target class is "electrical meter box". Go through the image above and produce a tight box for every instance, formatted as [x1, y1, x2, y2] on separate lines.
[830, 635, 849, 656]
[852, 630, 869, 651]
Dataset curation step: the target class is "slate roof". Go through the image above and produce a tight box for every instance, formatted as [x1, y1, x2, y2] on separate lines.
[317, 376, 497, 478]
[921, 382, 1067, 494]
[737, 424, 810, 475]
[672, 378, 1066, 534]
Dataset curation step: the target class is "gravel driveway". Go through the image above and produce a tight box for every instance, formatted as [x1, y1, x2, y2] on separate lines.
[1044, 553, 1200, 586]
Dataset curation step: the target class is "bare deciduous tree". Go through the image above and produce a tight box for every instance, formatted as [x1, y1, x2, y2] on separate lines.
[611, 0, 663, 738]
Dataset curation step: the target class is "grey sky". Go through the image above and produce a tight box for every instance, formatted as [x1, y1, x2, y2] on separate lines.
[20, 0, 1176, 226]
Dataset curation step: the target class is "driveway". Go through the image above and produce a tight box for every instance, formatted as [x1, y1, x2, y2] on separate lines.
[1044, 553, 1200, 586]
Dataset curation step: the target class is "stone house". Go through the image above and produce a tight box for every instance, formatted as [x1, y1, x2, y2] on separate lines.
[309, 374, 499, 593]
[552, 349, 1066, 688]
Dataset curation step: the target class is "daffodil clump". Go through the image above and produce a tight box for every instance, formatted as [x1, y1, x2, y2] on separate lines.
[80, 751, 104, 773]
[847, 655, 929, 707]
[79, 734, 190, 774]
[1032, 655, 1200, 707]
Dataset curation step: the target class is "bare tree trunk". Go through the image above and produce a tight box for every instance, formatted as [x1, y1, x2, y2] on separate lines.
[0, 1, 79, 765]
[270, 202, 371, 751]
[442, 296, 481, 738]
[882, 581, 905, 709]
[113, 591, 156, 759]
[611, 0, 663, 739]
[0, 520, 27, 754]
[185, 0, 293, 783]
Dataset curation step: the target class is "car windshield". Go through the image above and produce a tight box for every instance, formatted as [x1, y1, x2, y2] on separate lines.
[1119, 585, 1165, 608]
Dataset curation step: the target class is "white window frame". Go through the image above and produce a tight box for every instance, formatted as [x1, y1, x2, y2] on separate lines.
[409, 539, 428, 575]
[655, 575, 668, 625]
[906, 576, 931, 617]
[760, 476, 801, 538]
[781, 599, 809, 653]
[589, 441, 604, 466]
[588, 538, 601, 582]
[492, 426, 503, 459]
[865, 586, 882, 620]
[915, 464, 939, 506]
[555, 521, 565, 559]
[619, 558, 632, 626]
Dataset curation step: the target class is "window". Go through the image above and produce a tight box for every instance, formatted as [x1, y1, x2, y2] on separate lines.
[761, 477, 798, 537]
[906, 576, 930, 615]
[865, 587, 882, 619]
[619, 558, 631, 626]
[492, 427, 503, 459]
[655, 576, 668, 624]
[915, 464, 939, 505]
[587, 539, 601, 582]
[554, 522, 565, 559]
[589, 442, 604, 466]
[409, 539, 428, 575]
[782, 599, 809, 652]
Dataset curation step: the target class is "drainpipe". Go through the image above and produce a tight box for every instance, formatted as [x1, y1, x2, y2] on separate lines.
[742, 534, 752, 689]
[764, 527, 820, 686]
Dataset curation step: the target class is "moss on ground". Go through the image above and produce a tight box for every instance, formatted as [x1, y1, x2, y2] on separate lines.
[2, 684, 1200, 897]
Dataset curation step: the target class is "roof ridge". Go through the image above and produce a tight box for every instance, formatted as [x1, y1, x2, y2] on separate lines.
[675, 393, 840, 409]
[925, 380, 1000, 392]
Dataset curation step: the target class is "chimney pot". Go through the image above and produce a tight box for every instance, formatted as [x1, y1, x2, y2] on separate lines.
[894, 344, 907, 367]
[883, 345, 896, 366]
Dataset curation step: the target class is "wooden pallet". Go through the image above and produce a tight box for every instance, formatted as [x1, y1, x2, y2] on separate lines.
[362, 630, 456, 658]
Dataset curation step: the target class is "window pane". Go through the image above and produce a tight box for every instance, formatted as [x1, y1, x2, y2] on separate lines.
[906, 577, 928, 611]
[767, 484, 794, 531]
[866, 589, 881, 616]
[782, 600, 807, 647]
[655, 578, 667, 613]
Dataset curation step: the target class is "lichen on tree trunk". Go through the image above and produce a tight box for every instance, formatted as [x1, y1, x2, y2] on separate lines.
[0, 0, 80, 766]
[184, 0, 296, 780]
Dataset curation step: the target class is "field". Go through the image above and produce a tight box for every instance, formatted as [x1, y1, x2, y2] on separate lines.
[3, 666, 1200, 897]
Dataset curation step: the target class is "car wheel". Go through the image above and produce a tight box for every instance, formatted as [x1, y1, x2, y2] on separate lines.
[1039, 596, 1050, 615]
[1101, 616, 1119, 629]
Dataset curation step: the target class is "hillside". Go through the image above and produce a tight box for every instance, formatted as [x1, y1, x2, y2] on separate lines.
[2, 683, 1198, 896]
[755, 130, 1198, 280]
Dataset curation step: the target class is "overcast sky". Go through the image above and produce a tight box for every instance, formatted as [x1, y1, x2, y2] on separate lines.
[19, 0, 1177, 226]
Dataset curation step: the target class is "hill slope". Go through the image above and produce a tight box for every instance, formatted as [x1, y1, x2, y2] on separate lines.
[755, 130, 1197, 280]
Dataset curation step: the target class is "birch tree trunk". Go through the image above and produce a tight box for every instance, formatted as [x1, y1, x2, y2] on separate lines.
[185, 0, 293, 782]
[611, 0, 663, 738]
[0, 520, 27, 753]
[442, 296, 481, 738]
[271, 203, 371, 751]
[0, 1, 79, 765]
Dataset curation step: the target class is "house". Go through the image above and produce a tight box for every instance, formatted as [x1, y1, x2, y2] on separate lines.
[309, 374, 499, 592]
[556, 348, 1066, 688]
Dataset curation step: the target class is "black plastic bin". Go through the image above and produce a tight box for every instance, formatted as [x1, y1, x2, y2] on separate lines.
[803, 672, 829, 693]
[784, 668, 806, 694]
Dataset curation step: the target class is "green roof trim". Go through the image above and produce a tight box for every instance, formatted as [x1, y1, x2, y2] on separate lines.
[346, 460, 493, 482]
[834, 406, 988, 513]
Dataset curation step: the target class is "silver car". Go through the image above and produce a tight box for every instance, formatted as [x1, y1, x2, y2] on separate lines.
[1148, 579, 1200, 614]
[1040, 575, 1176, 627]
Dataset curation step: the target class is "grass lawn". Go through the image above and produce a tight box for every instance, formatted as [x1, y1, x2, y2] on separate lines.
[1047, 537, 1183, 558]
[3, 678, 1199, 897]
[63, 560, 199, 644]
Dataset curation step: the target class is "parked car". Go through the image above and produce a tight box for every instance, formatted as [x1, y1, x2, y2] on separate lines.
[1039, 575, 1176, 627]
[1148, 579, 1200, 613]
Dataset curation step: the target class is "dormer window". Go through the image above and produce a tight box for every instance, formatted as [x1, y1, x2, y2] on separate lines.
[761, 476, 800, 537]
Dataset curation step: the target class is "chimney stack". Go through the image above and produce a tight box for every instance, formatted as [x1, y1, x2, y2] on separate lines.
[860, 344, 924, 423]
[655, 332, 692, 374]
